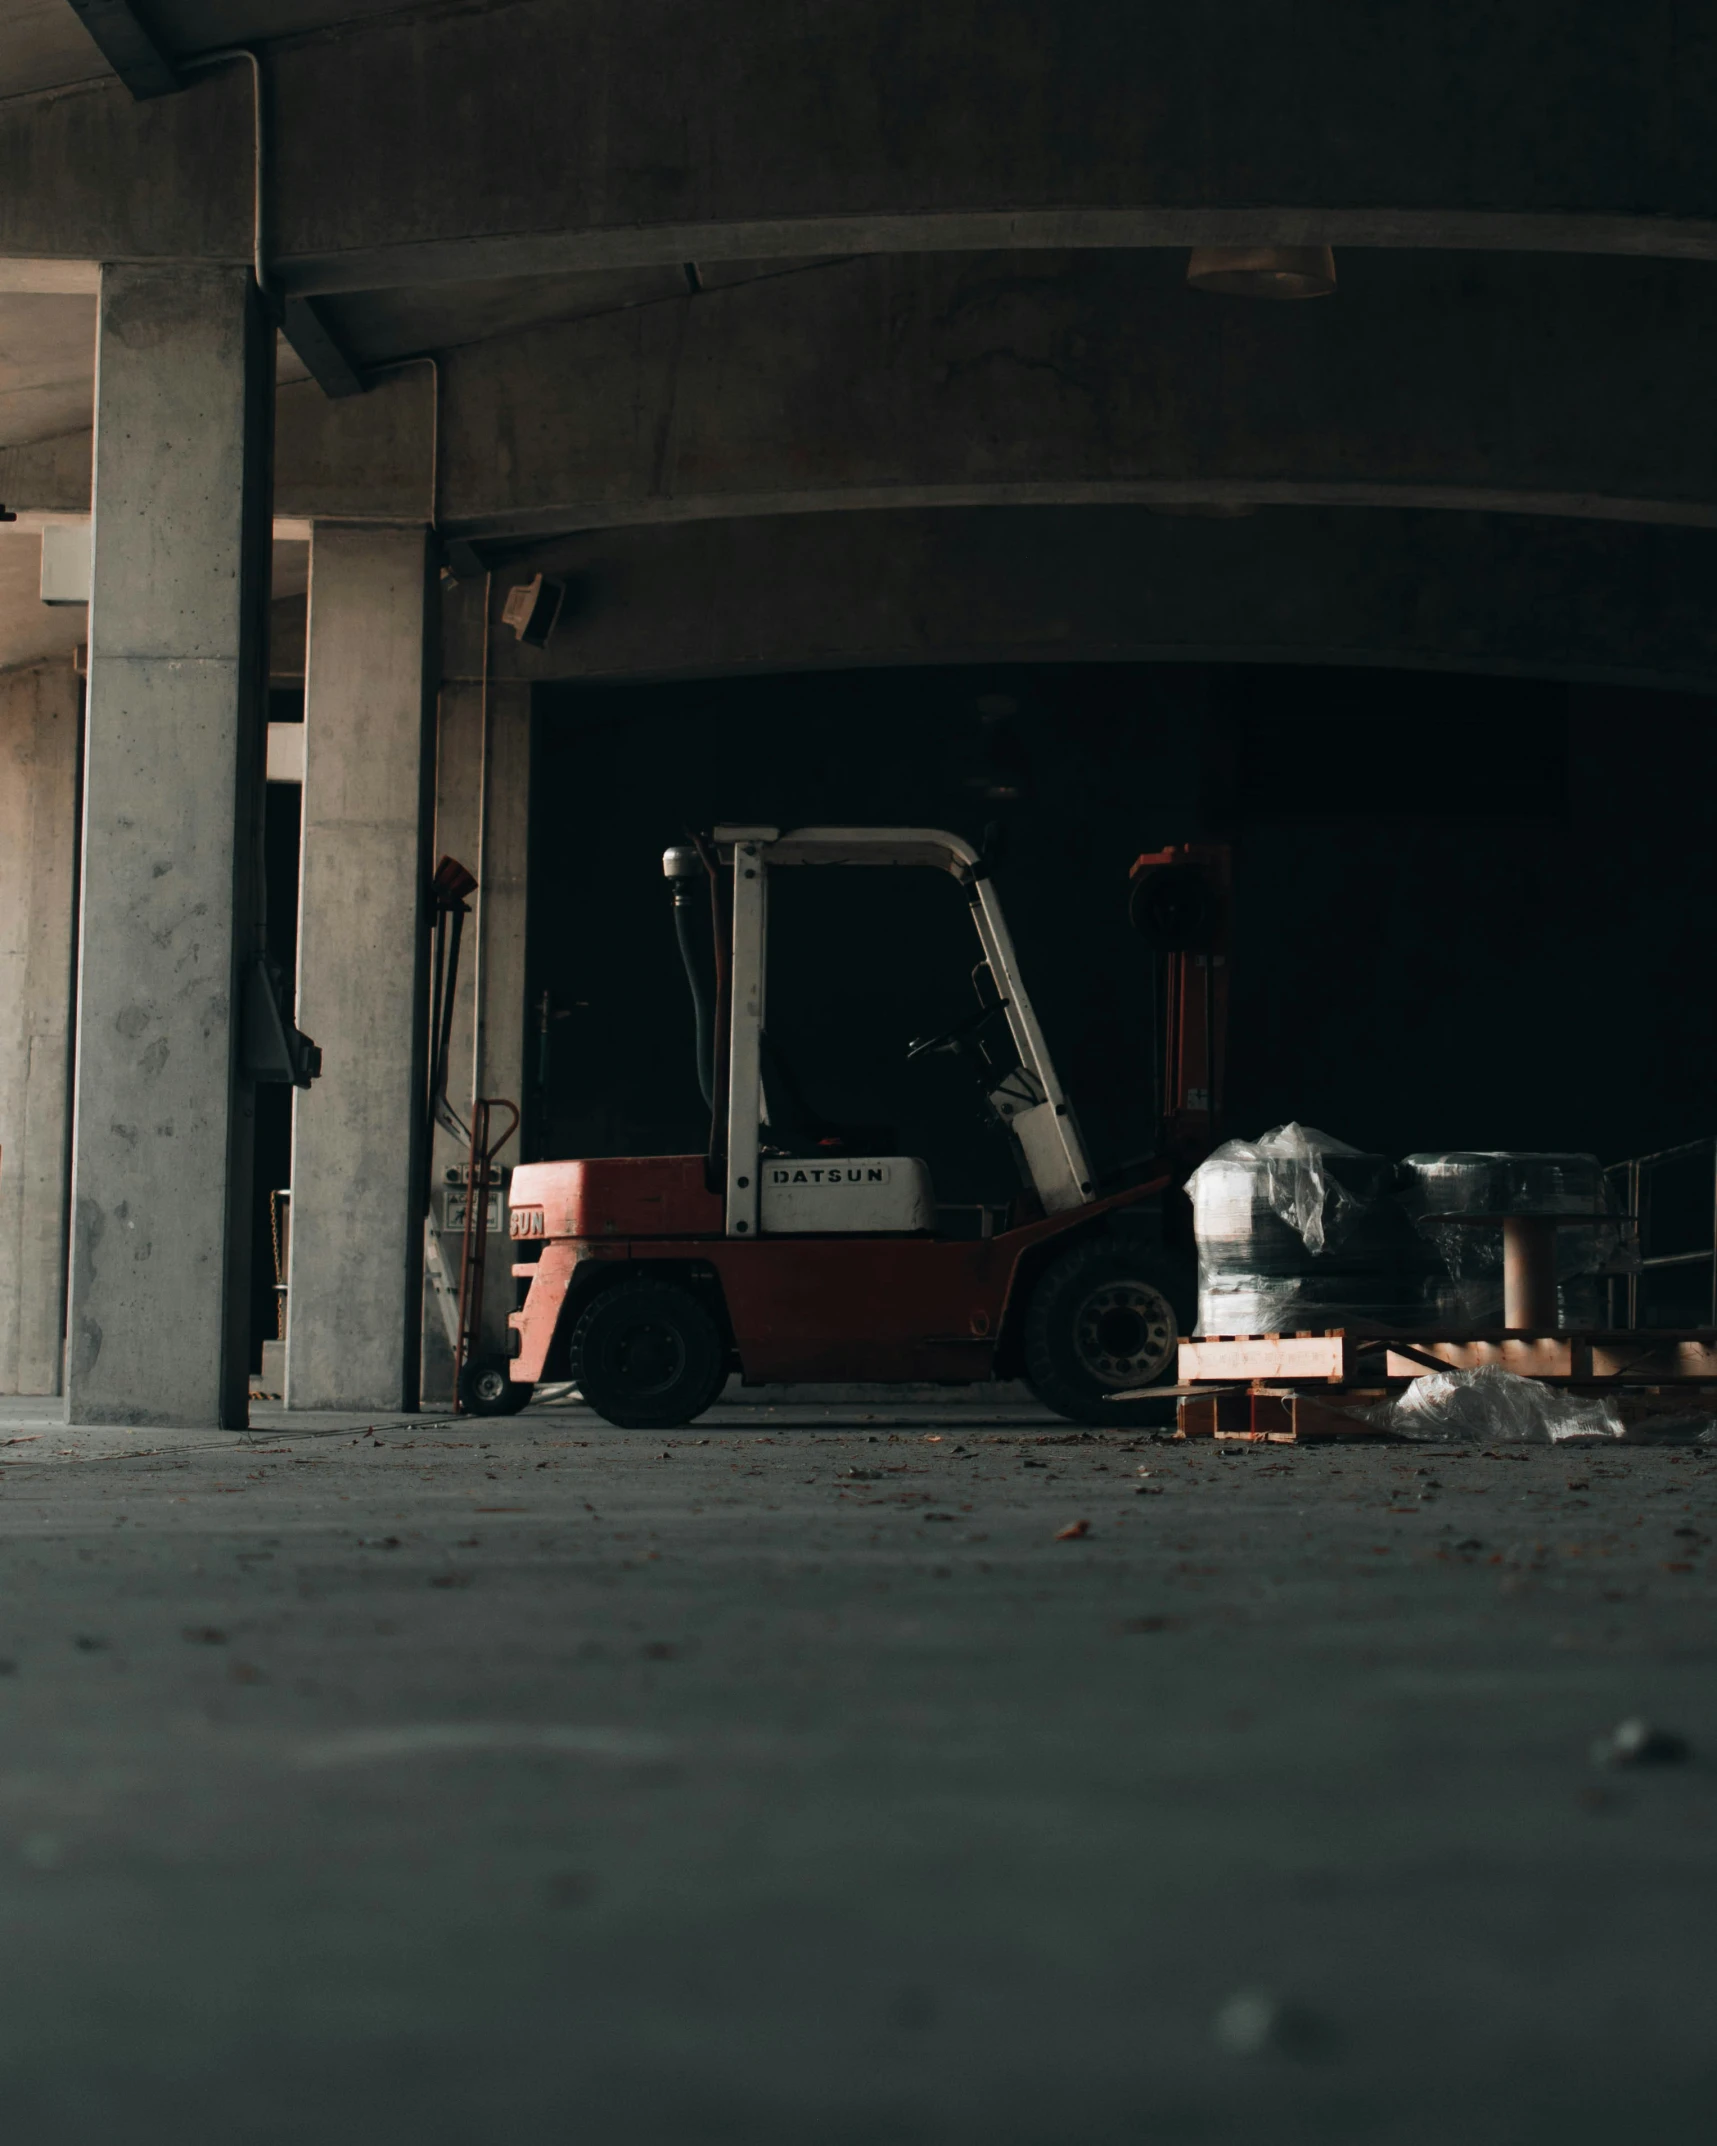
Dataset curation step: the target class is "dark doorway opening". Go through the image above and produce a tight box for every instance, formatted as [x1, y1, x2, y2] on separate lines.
[526, 662, 1717, 1188]
[250, 684, 302, 1375]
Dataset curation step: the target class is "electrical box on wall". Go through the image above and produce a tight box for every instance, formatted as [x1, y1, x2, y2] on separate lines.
[40, 523, 91, 606]
[266, 723, 306, 784]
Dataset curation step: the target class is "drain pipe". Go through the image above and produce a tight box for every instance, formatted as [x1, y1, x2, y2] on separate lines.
[179, 49, 271, 300]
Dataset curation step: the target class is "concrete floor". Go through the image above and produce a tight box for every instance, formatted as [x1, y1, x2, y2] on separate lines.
[0, 1396, 1713, 2142]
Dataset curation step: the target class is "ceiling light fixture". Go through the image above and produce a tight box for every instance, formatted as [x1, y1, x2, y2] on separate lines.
[1186, 246, 1336, 300]
[502, 574, 567, 648]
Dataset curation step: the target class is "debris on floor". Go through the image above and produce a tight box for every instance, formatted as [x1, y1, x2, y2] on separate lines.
[1590, 1718, 1692, 1768]
[1211, 1989, 1326, 2058]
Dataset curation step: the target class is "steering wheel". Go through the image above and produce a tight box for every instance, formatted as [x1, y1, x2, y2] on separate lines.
[906, 998, 1011, 1062]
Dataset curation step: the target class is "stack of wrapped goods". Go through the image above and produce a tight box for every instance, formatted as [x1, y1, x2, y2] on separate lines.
[1188, 1125, 1435, 1338]
[1398, 1152, 1621, 1329]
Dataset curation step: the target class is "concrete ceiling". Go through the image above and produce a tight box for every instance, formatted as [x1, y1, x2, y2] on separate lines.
[0, 529, 81, 667]
[5, 6, 1713, 279]
[0, 290, 91, 445]
[0, 1, 436, 101]
[319, 258, 845, 370]
[0, 2, 1709, 692]
[0, 256, 845, 480]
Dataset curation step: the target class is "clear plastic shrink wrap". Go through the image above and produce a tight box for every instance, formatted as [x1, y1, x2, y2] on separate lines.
[1344, 1365, 1714, 1444]
[1188, 1124, 1434, 1337]
[1191, 1132, 1636, 1337]
[1345, 1365, 1626, 1443]
[1398, 1152, 1633, 1328]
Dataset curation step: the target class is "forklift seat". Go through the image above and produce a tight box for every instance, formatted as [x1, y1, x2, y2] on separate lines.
[759, 1033, 896, 1159]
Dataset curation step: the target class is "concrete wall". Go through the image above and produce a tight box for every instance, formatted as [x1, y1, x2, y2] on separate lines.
[0, 658, 79, 1394]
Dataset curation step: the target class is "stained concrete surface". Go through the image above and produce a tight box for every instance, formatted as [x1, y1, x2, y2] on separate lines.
[0, 1395, 1713, 2141]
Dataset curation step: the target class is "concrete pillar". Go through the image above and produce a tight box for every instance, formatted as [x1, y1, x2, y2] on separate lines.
[285, 524, 432, 1411]
[66, 265, 273, 1429]
[0, 659, 80, 1395]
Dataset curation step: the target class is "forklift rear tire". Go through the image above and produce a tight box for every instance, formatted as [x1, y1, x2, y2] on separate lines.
[1021, 1238, 1190, 1425]
[460, 1356, 533, 1416]
[570, 1278, 729, 1429]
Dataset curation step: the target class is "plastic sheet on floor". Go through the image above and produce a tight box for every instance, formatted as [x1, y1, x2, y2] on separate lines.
[1350, 1364, 1626, 1444]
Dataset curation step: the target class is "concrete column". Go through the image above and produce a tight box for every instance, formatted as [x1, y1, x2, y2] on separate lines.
[419, 572, 532, 1398]
[286, 524, 432, 1411]
[0, 659, 80, 1395]
[66, 265, 273, 1429]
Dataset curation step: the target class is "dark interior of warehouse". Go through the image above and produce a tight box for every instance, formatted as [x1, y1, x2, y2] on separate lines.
[522, 663, 1717, 1174]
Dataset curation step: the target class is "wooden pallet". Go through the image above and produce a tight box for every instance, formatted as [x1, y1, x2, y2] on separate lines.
[1178, 1386, 1389, 1442]
[1179, 1331, 1717, 1387]
[1172, 1327, 1717, 1441]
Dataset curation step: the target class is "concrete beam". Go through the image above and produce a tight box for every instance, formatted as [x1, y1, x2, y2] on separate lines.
[0, 5, 1714, 281]
[279, 296, 366, 401]
[8, 250, 1715, 538]
[0, 368, 430, 521]
[0, 72, 249, 268]
[432, 251, 1717, 537]
[66, 263, 272, 1429]
[462, 506, 1717, 698]
[286, 524, 432, 1413]
[273, 367, 431, 523]
[0, 659, 80, 1395]
[59, 2, 179, 100]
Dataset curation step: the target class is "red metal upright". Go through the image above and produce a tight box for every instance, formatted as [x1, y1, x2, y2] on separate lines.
[1127, 842, 1232, 1174]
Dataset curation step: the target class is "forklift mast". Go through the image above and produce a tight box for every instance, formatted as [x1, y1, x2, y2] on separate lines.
[1127, 843, 1232, 1176]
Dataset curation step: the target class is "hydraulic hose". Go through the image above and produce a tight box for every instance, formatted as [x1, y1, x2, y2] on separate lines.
[671, 879, 716, 1109]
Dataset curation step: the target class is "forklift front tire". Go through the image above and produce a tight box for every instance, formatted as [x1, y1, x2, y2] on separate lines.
[570, 1278, 729, 1429]
[1021, 1238, 1189, 1425]
[460, 1356, 533, 1416]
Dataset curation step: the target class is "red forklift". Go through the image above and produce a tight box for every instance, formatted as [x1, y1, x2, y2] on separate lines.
[504, 826, 1228, 1427]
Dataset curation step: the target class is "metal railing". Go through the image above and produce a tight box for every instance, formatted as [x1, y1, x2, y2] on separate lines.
[1602, 1137, 1717, 1329]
